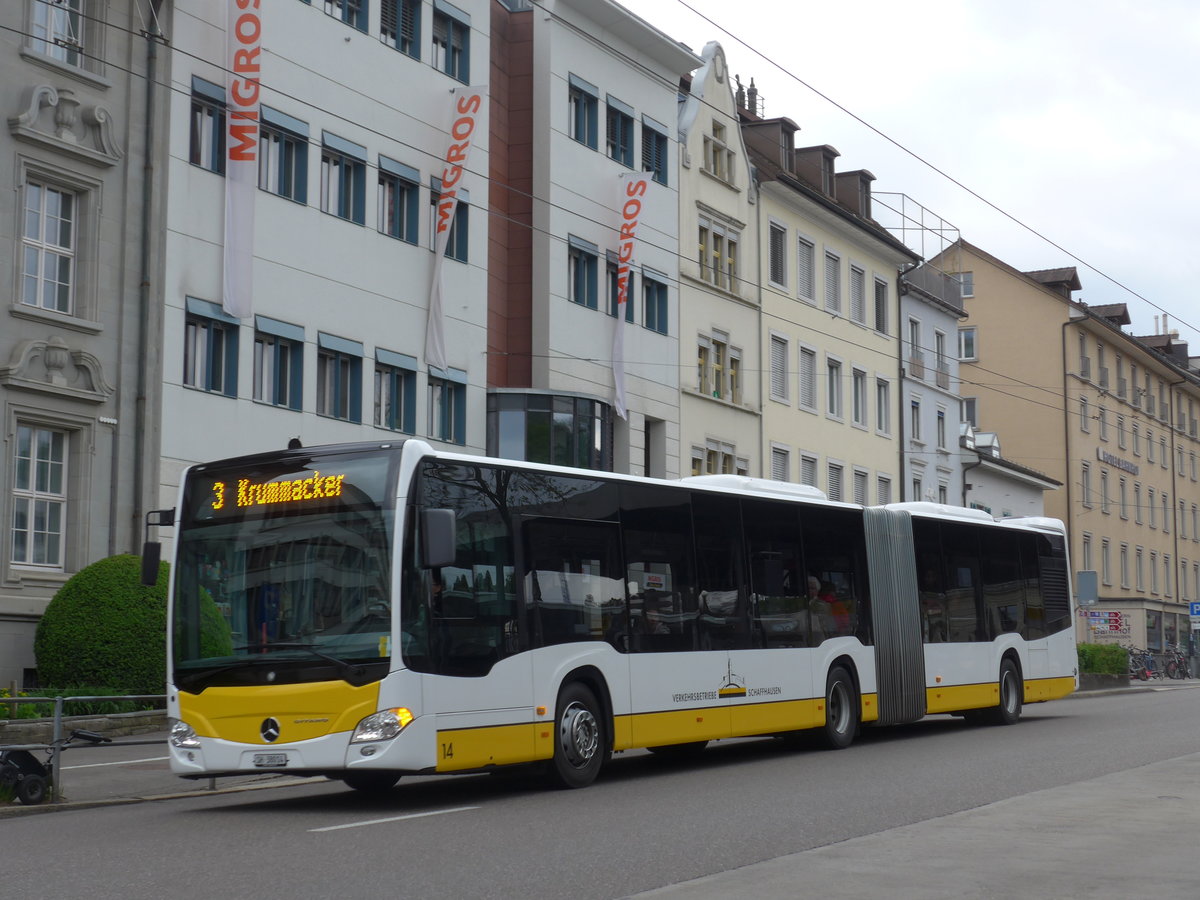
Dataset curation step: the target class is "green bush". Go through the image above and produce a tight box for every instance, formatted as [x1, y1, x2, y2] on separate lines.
[1078, 642, 1128, 675]
[34, 554, 169, 695]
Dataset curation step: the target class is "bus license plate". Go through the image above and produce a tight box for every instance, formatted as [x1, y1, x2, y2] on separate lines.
[253, 753, 288, 768]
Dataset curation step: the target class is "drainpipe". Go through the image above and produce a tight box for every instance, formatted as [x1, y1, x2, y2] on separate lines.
[134, 4, 163, 550]
[897, 270, 910, 499]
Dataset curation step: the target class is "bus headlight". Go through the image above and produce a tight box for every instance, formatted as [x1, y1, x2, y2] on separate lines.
[350, 708, 414, 743]
[169, 718, 201, 749]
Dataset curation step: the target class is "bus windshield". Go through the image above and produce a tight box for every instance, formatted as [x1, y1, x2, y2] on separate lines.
[171, 446, 399, 691]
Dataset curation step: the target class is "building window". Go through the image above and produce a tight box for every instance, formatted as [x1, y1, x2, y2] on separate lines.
[877, 476, 892, 505]
[703, 119, 735, 183]
[958, 326, 977, 361]
[798, 347, 817, 411]
[11, 424, 67, 568]
[381, 0, 420, 56]
[258, 110, 308, 203]
[824, 251, 841, 314]
[189, 78, 225, 174]
[910, 398, 922, 442]
[642, 117, 668, 185]
[325, 0, 368, 31]
[30, 0, 83, 66]
[849, 265, 866, 324]
[488, 392, 611, 469]
[253, 317, 304, 410]
[374, 351, 417, 433]
[432, 6, 469, 82]
[768, 222, 787, 288]
[873, 278, 889, 334]
[826, 358, 843, 419]
[962, 397, 977, 427]
[21, 180, 76, 314]
[568, 237, 599, 309]
[643, 272, 668, 335]
[827, 463, 844, 502]
[431, 179, 469, 261]
[429, 371, 466, 444]
[1101, 539, 1111, 586]
[852, 369, 868, 428]
[1121, 544, 1130, 589]
[183, 299, 239, 397]
[699, 216, 739, 292]
[1119, 477, 1128, 519]
[1100, 470, 1110, 514]
[1149, 488, 1157, 528]
[1099, 407, 1109, 441]
[607, 253, 636, 321]
[1081, 533, 1092, 571]
[699, 333, 740, 402]
[800, 454, 818, 487]
[1080, 397, 1090, 433]
[769, 334, 789, 402]
[1134, 483, 1143, 524]
[876, 379, 891, 435]
[379, 158, 419, 243]
[321, 134, 367, 224]
[770, 446, 789, 482]
[959, 271, 974, 298]
[568, 75, 599, 149]
[854, 469, 869, 505]
[316, 333, 363, 422]
[936, 409, 947, 450]
[606, 97, 634, 167]
[797, 236, 816, 303]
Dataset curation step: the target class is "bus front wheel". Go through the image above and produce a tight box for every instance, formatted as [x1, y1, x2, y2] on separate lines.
[341, 771, 401, 793]
[820, 665, 858, 750]
[548, 682, 607, 789]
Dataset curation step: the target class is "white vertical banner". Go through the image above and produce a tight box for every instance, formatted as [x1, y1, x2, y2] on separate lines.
[612, 174, 649, 420]
[222, 0, 262, 319]
[426, 87, 486, 372]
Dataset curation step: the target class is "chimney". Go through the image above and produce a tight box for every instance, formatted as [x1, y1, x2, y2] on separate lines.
[735, 75, 745, 111]
[747, 78, 758, 116]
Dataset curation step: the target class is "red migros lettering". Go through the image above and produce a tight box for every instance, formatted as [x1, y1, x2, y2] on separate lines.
[626, 178, 648, 198]
[228, 121, 258, 161]
[456, 93, 483, 116]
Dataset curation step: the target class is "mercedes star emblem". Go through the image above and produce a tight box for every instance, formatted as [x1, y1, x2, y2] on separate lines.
[261, 717, 281, 742]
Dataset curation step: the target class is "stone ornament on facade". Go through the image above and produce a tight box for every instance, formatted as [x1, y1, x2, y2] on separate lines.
[0, 336, 113, 403]
[8, 83, 123, 166]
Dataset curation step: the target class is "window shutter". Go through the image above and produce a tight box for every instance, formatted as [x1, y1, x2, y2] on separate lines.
[850, 266, 866, 323]
[797, 238, 815, 300]
[827, 464, 843, 502]
[771, 448, 788, 481]
[770, 336, 787, 399]
[799, 348, 816, 408]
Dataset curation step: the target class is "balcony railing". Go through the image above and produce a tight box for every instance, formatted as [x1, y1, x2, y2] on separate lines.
[936, 360, 950, 390]
[907, 350, 925, 380]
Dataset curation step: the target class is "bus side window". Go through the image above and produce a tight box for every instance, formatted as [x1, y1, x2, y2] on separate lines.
[619, 482, 696, 653]
[692, 493, 749, 650]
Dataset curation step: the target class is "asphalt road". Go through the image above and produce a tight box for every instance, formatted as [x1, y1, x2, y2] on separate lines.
[4, 686, 1199, 899]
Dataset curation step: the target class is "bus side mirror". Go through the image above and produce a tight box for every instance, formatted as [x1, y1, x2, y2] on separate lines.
[141, 508, 176, 586]
[421, 508, 457, 569]
[141, 541, 162, 586]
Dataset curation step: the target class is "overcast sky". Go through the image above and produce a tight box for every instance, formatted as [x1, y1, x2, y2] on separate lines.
[620, 0, 1200, 349]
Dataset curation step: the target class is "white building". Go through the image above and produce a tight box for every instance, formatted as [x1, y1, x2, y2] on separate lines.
[157, 0, 492, 513]
[486, 0, 700, 477]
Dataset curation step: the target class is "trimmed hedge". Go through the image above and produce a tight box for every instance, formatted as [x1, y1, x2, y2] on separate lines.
[34, 554, 169, 695]
[1077, 642, 1128, 675]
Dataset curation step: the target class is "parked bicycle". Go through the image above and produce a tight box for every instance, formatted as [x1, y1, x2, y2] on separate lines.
[1163, 644, 1190, 680]
[1123, 645, 1159, 681]
[0, 729, 111, 805]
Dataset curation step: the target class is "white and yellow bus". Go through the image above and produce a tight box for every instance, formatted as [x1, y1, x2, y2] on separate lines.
[161, 439, 1077, 792]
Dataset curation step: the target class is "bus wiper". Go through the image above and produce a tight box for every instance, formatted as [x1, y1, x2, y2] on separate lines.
[232, 642, 365, 678]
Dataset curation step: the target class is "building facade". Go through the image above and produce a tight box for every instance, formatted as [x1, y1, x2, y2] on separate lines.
[743, 117, 918, 501]
[676, 42, 760, 478]
[486, 0, 699, 478]
[1, 1, 165, 686]
[156, 0, 493, 525]
[937, 240, 1200, 654]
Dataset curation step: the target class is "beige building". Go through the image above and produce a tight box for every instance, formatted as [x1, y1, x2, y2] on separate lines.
[676, 44, 760, 477]
[742, 113, 917, 501]
[935, 240, 1200, 655]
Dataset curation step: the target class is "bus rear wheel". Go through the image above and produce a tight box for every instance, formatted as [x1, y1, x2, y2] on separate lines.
[985, 658, 1023, 726]
[820, 665, 858, 750]
[548, 683, 606, 789]
[341, 771, 401, 793]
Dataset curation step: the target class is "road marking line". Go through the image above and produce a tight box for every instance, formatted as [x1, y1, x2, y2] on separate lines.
[64, 756, 170, 770]
[309, 806, 479, 832]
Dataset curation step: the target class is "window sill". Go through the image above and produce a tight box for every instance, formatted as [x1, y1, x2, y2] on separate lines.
[19, 49, 111, 90]
[10, 304, 103, 335]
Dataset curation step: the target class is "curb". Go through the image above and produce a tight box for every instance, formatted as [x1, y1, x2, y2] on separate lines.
[0, 774, 328, 818]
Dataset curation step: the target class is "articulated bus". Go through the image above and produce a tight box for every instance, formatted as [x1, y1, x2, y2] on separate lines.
[161, 439, 1077, 792]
